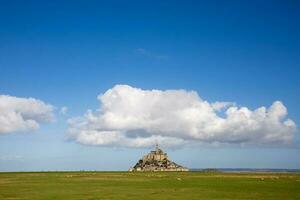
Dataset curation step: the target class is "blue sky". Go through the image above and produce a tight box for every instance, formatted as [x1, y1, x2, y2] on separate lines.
[0, 0, 300, 171]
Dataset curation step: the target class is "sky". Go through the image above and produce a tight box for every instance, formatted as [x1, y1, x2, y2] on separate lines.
[0, 0, 300, 171]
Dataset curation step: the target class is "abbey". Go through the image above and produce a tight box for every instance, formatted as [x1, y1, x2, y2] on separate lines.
[129, 144, 189, 172]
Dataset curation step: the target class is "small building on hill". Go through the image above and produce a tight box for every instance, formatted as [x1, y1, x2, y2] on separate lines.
[129, 144, 189, 172]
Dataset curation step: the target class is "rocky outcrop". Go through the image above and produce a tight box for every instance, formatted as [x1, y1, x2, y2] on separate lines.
[129, 145, 188, 172]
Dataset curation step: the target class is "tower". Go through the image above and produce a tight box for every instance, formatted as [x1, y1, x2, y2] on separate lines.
[155, 143, 159, 152]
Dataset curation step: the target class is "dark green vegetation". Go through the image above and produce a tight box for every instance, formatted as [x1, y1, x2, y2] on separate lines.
[0, 172, 300, 200]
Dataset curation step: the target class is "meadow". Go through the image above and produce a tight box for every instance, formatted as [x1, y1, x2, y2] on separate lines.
[0, 171, 299, 200]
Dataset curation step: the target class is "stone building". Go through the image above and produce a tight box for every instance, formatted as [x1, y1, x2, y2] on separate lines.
[129, 144, 189, 172]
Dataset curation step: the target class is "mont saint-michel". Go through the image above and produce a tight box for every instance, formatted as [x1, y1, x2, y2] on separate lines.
[129, 144, 189, 172]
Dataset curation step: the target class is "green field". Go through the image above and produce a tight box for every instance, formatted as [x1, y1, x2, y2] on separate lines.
[0, 172, 300, 200]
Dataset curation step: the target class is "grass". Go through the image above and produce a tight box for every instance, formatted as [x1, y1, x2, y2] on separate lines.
[0, 171, 300, 200]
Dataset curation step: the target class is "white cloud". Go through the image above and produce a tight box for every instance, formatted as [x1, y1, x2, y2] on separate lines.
[0, 95, 54, 134]
[211, 101, 235, 111]
[60, 106, 68, 115]
[68, 85, 297, 148]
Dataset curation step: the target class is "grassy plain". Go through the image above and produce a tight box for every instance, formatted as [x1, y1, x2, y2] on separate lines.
[0, 171, 299, 200]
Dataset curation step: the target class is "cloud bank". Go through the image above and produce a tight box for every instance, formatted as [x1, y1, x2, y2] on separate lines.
[0, 95, 54, 134]
[68, 85, 297, 148]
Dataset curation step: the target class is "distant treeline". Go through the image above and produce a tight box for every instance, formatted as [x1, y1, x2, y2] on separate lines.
[190, 168, 300, 173]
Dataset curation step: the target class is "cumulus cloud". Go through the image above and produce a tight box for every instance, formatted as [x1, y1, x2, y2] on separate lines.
[0, 95, 54, 134]
[68, 85, 297, 148]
